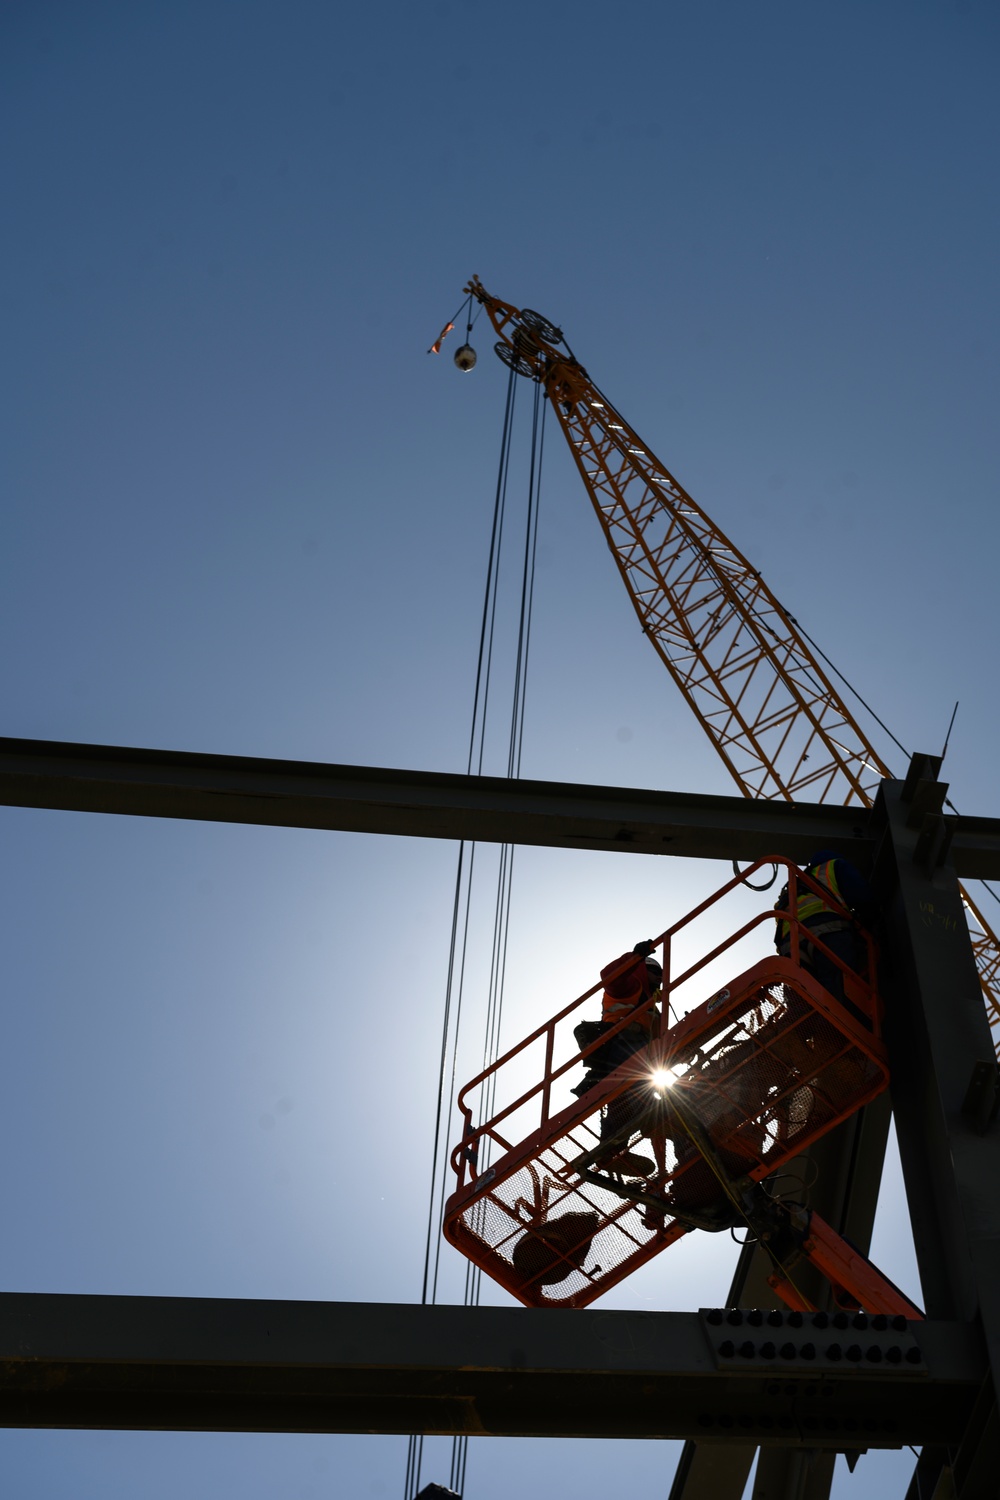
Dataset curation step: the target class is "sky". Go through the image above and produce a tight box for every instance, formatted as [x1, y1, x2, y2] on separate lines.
[2, 1, 998, 1496]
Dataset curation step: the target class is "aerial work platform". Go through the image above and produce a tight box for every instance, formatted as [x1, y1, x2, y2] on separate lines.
[444, 859, 889, 1309]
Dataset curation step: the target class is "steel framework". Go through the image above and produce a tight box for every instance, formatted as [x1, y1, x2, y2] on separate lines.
[1, 736, 999, 875]
[1, 739, 999, 1500]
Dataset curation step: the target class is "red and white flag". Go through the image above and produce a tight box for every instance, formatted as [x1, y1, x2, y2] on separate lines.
[427, 321, 454, 354]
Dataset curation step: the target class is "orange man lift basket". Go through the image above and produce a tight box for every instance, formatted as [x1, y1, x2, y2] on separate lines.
[443, 858, 891, 1310]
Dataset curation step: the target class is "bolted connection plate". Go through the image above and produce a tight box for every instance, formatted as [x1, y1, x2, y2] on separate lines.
[700, 1308, 925, 1375]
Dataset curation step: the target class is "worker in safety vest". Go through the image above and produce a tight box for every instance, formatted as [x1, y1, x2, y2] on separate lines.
[571, 941, 663, 1177]
[774, 849, 876, 1008]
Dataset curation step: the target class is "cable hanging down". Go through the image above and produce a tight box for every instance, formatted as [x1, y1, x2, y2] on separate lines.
[406, 367, 547, 1500]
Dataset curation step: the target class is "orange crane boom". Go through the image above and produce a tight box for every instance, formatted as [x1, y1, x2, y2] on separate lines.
[462, 276, 1000, 1051]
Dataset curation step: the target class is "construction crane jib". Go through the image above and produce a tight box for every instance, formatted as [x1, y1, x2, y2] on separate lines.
[461, 275, 1000, 1047]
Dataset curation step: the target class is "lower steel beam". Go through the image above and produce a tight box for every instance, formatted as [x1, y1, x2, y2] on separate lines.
[0, 1295, 982, 1446]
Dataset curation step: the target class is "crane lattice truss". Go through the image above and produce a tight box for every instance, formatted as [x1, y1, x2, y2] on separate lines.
[465, 277, 1000, 1049]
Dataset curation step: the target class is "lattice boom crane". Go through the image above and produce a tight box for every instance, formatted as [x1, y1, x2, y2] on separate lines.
[460, 276, 1000, 1050]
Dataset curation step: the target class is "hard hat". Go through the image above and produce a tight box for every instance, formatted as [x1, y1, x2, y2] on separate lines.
[806, 848, 840, 867]
[645, 956, 663, 983]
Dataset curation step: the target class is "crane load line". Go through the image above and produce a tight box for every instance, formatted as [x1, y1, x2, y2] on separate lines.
[450, 276, 1000, 1053]
[408, 359, 547, 1500]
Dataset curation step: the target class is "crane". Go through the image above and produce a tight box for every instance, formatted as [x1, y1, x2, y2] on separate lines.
[451, 275, 1000, 1053]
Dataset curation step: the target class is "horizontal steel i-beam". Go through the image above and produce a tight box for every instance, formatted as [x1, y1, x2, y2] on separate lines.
[0, 736, 871, 861]
[0, 1295, 983, 1446]
[3, 737, 999, 873]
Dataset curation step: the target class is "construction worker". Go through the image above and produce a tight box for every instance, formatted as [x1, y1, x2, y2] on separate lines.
[572, 941, 663, 1176]
[775, 849, 877, 1010]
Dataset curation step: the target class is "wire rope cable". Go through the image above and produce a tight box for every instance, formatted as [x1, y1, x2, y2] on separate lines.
[404, 359, 519, 1499]
[449, 382, 547, 1496]
[406, 365, 548, 1500]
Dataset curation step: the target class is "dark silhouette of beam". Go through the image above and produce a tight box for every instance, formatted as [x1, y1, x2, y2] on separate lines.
[3, 737, 997, 874]
[0, 1294, 981, 1444]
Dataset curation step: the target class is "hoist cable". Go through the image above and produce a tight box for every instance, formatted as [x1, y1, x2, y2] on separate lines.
[454, 378, 527, 1316]
[424, 364, 521, 1306]
[451, 373, 548, 1488]
[773, 599, 910, 765]
[463, 386, 547, 1324]
[416, 843, 467, 1305]
[471, 383, 547, 1147]
[507, 382, 545, 778]
[467, 363, 520, 776]
[409, 357, 549, 1497]
[449, 381, 546, 1496]
[409, 356, 550, 1498]
[404, 845, 467, 1498]
[474, 384, 546, 1174]
[428, 843, 481, 1305]
[404, 1437, 421, 1500]
[516, 396, 547, 775]
[405, 362, 521, 1500]
[464, 295, 485, 342]
[479, 382, 546, 1147]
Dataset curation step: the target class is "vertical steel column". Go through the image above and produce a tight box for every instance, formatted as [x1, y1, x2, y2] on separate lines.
[873, 761, 1000, 1499]
[668, 1098, 893, 1500]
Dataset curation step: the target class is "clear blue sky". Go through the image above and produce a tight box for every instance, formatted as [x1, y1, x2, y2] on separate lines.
[2, 2, 997, 1496]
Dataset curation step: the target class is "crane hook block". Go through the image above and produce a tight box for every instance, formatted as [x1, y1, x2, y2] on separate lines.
[443, 858, 888, 1310]
[454, 343, 477, 371]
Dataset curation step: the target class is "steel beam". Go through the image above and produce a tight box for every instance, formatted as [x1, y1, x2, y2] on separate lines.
[871, 771, 1000, 1499]
[5, 739, 1000, 1495]
[3, 737, 999, 874]
[669, 1098, 894, 1500]
[873, 778, 1000, 1336]
[0, 1294, 982, 1445]
[0, 736, 872, 862]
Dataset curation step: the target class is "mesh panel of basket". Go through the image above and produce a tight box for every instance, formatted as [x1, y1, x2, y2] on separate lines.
[450, 1117, 680, 1307]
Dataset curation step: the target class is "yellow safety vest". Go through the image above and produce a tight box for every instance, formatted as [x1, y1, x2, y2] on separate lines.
[777, 860, 847, 944]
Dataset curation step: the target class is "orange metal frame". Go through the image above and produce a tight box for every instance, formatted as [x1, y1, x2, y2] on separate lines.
[444, 858, 890, 1309]
[767, 1207, 923, 1320]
